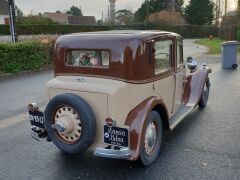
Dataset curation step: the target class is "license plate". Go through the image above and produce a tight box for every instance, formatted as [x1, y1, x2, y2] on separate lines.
[104, 125, 129, 147]
[29, 110, 45, 129]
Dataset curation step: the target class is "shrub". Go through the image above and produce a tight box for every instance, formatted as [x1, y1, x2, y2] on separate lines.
[146, 10, 186, 26]
[0, 24, 113, 35]
[17, 16, 58, 25]
[237, 24, 240, 41]
[0, 41, 53, 73]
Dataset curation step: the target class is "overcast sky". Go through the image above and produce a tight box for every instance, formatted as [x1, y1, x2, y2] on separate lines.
[14, 0, 237, 20]
[14, 0, 144, 20]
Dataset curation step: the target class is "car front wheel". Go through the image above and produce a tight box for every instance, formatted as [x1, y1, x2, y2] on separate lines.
[198, 78, 210, 109]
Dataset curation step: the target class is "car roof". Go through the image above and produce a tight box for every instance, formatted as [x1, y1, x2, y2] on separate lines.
[54, 30, 182, 82]
[67, 30, 179, 40]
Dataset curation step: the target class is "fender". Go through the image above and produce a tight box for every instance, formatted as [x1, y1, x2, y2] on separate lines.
[125, 96, 169, 161]
[183, 67, 212, 107]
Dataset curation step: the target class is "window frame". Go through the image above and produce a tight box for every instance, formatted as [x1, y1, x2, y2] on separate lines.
[153, 38, 175, 77]
[64, 49, 111, 69]
[176, 40, 184, 68]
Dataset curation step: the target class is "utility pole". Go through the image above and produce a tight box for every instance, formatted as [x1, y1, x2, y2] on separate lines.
[8, 0, 18, 43]
[102, 11, 104, 22]
[224, 0, 228, 15]
[108, 5, 110, 23]
[145, 0, 149, 18]
[172, 0, 175, 12]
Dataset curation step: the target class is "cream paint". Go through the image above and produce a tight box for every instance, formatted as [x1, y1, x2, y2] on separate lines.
[47, 75, 174, 150]
[0, 15, 8, 25]
[154, 75, 176, 118]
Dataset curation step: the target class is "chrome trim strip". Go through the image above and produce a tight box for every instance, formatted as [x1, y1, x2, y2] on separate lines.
[94, 147, 130, 159]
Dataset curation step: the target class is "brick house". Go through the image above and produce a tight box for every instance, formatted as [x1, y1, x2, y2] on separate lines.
[43, 12, 69, 24]
[68, 16, 96, 25]
[0, 0, 9, 25]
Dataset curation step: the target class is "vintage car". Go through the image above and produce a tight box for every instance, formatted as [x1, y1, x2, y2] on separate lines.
[28, 30, 211, 166]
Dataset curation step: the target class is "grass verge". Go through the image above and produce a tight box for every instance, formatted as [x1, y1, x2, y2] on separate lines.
[195, 38, 240, 54]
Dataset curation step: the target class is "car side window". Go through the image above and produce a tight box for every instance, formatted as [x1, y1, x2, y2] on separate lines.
[154, 40, 173, 75]
[177, 41, 183, 67]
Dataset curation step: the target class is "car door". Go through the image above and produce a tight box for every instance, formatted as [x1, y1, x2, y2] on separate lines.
[173, 39, 186, 113]
[153, 38, 175, 118]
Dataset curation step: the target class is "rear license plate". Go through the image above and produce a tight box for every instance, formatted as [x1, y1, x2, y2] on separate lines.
[104, 125, 129, 147]
[29, 110, 45, 129]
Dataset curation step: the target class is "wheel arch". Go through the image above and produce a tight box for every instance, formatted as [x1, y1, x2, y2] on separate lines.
[183, 67, 211, 107]
[152, 104, 170, 137]
[125, 96, 169, 161]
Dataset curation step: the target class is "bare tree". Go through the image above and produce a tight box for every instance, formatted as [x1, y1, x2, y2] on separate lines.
[224, 0, 228, 15]
[215, 0, 221, 25]
[238, 0, 240, 13]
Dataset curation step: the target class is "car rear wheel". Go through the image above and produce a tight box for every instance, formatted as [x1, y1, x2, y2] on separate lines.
[198, 78, 210, 109]
[44, 93, 96, 154]
[140, 111, 162, 166]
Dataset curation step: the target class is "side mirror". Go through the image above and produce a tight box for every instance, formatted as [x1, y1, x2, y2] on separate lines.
[186, 57, 198, 71]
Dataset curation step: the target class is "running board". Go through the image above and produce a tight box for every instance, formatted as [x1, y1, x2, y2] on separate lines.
[169, 105, 194, 130]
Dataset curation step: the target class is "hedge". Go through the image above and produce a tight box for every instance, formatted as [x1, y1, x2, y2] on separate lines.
[219, 25, 238, 40]
[0, 41, 52, 73]
[0, 24, 113, 35]
[128, 23, 218, 38]
[0, 24, 218, 38]
[237, 24, 240, 41]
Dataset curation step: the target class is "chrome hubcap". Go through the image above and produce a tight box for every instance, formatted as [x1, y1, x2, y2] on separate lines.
[144, 122, 157, 156]
[53, 106, 82, 143]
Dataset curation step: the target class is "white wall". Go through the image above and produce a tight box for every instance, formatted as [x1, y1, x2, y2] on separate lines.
[0, 15, 9, 24]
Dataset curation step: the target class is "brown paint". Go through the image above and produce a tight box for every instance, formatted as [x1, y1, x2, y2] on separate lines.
[125, 97, 169, 160]
[182, 67, 212, 107]
[54, 31, 181, 82]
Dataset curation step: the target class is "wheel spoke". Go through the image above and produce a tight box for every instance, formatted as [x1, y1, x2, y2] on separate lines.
[54, 105, 82, 143]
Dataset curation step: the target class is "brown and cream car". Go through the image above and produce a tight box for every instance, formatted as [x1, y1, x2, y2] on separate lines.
[28, 30, 211, 166]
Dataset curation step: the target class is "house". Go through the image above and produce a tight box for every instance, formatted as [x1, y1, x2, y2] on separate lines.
[68, 16, 96, 25]
[222, 11, 240, 25]
[43, 12, 68, 24]
[0, 0, 9, 25]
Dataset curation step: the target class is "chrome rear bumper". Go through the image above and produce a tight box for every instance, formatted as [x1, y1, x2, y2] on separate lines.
[94, 147, 130, 159]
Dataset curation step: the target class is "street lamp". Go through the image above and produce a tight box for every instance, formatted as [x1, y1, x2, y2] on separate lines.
[8, 0, 18, 43]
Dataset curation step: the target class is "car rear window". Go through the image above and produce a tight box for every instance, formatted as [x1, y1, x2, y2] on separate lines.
[66, 50, 110, 67]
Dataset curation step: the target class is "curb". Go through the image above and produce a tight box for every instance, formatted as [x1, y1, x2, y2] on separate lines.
[0, 66, 53, 80]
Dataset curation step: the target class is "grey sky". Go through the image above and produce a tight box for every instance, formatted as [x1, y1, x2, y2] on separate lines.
[14, 0, 144, 20]
[14, 0, 237, 20]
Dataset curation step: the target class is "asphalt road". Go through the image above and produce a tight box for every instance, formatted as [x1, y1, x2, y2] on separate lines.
[0, 70, 53, 120]
[0, 40, 240, 179]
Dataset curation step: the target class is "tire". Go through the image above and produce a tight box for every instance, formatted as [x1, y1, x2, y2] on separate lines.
[198, 78, 210, 109]
[140, 111, 163, 166]
[44, 93, 96, 154]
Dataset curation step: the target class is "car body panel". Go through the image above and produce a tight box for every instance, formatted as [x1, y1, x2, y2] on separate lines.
[183, 67, 211, 107]
[28, 30, 211, 161]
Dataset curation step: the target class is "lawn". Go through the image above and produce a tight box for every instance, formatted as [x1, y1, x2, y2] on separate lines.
[195, 38, 240, 54]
